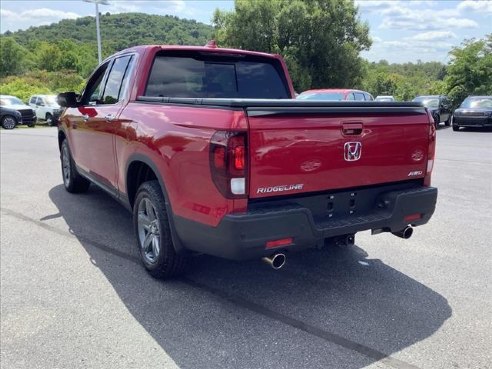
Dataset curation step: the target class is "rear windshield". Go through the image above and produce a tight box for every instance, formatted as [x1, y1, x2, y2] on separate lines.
[297, 92, 344, 101]
[145, 52, 290, 99]
[460, 97, 492, 109]
[413, 97, 439, 108]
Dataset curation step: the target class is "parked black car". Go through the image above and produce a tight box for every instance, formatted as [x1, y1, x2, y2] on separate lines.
[452, 96, 492, 131]
[0, 95, 37, 128]
[0, 106, 23, 129]
[412, 95, 452, 128]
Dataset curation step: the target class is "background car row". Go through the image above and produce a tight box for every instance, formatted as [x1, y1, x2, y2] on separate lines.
[0, 94, 61, 129]
[296, 90, 492, 132]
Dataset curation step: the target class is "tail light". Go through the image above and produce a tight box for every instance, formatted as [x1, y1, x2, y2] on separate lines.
[424, 109, 436, 186]
[210, 131, 248, 198]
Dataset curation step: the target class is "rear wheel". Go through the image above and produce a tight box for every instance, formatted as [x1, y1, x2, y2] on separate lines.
[46, 113, 54, 126]
[445, 115, 451, 126]
[60, 139, 90, 193]
[1, 115, 17, 130]
[133, 180, 188, 279]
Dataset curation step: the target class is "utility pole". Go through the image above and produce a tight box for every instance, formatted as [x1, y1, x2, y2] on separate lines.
[83, 0, 109, 64]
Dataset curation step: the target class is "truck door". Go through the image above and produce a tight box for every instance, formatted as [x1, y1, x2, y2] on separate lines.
[66, 55, 133, 191]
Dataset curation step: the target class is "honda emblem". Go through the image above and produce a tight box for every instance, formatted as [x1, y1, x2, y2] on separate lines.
[344, 142, 362, 161]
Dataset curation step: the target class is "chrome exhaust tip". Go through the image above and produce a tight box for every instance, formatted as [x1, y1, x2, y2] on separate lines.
[392, 226, 413, 239]
[262, 253, 286, 270]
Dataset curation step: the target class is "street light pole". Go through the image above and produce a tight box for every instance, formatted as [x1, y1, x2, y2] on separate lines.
[95, 2, 102, 64]
[83, 0, 109, 64]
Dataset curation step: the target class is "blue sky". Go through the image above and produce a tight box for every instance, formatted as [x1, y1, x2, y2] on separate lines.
[1, 0, 491, 63]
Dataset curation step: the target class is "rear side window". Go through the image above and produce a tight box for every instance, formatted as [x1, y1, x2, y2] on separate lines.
[145, 53, 290, 99]
[354, 93, 365, 101]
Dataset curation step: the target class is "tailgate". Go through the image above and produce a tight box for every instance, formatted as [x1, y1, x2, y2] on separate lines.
[247, 105, 430, 199]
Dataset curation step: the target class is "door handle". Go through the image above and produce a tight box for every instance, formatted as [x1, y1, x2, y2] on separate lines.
[342, 122, 363, 135]
[82, 114, 89, 122]
[105, 113, 116, 122]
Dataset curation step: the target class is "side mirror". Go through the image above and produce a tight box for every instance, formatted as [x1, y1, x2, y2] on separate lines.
[57, 92, 79, 108]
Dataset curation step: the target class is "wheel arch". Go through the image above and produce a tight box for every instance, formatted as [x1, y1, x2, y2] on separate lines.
[125, 154, 185, 253]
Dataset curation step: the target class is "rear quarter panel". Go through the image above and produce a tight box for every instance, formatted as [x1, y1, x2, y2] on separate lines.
[115, 102, 248, 226]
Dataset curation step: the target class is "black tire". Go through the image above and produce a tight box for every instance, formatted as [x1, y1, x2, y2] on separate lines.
[27, 119, 36, 127]
[434, 114, 440, 129]
[452, 125, 460, 132]
[133, 180, 188, 279]
[46, 113, 54, 126]
[1, 115, 17, 130]
[60, 139, 90, 193]
[445, 114, 451, 126]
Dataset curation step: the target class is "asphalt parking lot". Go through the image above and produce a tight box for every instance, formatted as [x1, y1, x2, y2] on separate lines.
[1, 126, 491, 369]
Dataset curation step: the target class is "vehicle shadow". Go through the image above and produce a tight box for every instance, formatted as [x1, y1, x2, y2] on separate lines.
[48, 184, 452, 369]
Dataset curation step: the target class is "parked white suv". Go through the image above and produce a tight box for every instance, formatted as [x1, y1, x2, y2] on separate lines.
[28, 95, 62, 126]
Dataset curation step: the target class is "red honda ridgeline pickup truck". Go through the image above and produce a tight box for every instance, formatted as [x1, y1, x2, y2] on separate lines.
[57, 43, 437, 278]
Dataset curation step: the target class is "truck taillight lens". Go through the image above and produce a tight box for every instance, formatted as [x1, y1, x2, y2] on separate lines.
[210, 131, 248, 198]
[425, 109, 436, 186]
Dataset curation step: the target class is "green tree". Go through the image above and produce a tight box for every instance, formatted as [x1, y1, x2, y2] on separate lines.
[35, 42, 63, 72]
[213, 0, 371, 91]
[445, 34, 492, 106]
[0, 37, 28, 77]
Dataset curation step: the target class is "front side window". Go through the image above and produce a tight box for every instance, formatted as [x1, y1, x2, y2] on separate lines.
[81, 62, 110, 105]
[145, 52, 289, 99]
[101, 55, 133, 104]
[347, 93, 355, 101]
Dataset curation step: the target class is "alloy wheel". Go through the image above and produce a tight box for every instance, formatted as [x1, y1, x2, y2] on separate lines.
[137, 197, 161, 264]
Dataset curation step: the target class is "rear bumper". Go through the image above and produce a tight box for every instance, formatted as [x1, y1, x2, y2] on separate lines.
[173, 186, 438, 260]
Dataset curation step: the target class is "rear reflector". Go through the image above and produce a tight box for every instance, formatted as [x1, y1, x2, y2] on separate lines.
[404, 213, 422, 222]
[230, 178, 245, 195]
[426, 159, 434, 173]
[266, 237, 293, 249]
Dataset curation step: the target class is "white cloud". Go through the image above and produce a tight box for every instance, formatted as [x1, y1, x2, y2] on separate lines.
[1, 8, 80, 32]
[458, 0, 492, 14]
[355, 0, 399, 10]
[378, 3, 478, 31]
[410, 31, 458, 41]
[107, 3, 142, 13]
[3, 8, 79, 21]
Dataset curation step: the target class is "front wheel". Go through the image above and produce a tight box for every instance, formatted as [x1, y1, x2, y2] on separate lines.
[133, 180, 188, 279]
[60, 139, 90, 193]
[1, 115, 17, 129]
[452, 125, 460, 132]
